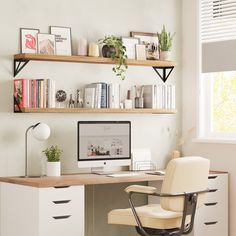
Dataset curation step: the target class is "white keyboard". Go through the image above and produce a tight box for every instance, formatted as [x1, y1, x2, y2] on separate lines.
[107, 173, 140, 178]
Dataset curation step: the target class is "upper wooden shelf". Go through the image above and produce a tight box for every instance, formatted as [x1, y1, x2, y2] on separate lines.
[14, 53, 177, 67]
[19, 108, 177, 114]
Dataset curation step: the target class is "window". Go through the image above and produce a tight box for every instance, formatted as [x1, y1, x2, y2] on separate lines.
[199, 0, 236, 141]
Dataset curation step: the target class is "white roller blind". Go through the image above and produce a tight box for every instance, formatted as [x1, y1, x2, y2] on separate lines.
[201, 0, 236, 42]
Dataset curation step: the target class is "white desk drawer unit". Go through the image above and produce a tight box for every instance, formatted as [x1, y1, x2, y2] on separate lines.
[149, 172, 228, 236]
[0, 183, 84, 236]
[194, 173, 228, 236]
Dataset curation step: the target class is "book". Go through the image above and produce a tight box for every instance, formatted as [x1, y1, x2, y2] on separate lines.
[84, 87, 95, 108]
[108, 83, 120, 108]
[143, 85, 157, 108]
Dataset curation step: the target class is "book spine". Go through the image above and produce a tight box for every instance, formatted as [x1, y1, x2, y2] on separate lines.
[100, 83, 107, 108]
[108, 84, 120, 108]
[13, 79, 24, 110]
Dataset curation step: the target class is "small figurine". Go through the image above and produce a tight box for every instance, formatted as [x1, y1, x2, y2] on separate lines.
[76, 89, 83, 108]
[69, 94, 75, 108]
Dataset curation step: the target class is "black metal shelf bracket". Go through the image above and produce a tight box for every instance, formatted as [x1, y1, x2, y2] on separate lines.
[14, 59, 30, 77]
[153, 66, 174, 83]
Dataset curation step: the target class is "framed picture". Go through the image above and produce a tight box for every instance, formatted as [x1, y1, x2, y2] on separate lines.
[37, 33, 56, 55]
[20, 28, 39, 54]
[122, 37, 140, 59]
[50, 26, 72, 56]
[130, 32, 159, 60]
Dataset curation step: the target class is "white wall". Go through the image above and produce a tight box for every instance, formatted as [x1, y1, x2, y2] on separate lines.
[182, 0, 234, 235]
[0, 0, 182, 235]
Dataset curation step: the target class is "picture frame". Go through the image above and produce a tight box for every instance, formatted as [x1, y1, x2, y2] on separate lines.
[130, 31, 159, 60]
[37, 33, 56, 55]
[50, 26, 72, 56]
[20, 28, 39, 54]
[121, 37, 140, 59]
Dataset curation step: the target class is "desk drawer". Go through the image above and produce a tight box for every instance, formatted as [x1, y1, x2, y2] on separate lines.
[39, 214, 84, 236]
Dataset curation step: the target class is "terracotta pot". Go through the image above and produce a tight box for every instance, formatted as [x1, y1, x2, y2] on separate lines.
[46, 162, 61, 176]
[160, 51, 170, 61]
[102, 45, 116, 58]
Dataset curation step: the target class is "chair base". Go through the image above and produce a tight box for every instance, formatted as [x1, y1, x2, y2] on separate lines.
[135, 226, 181, 236]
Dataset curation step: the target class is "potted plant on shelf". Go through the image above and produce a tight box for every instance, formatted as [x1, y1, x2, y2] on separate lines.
[43, 145, 63, 176]
[158, 25, 176, 61]
[99, 35, 128, 80]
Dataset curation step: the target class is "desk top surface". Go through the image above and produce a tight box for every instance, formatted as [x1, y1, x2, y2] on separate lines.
[0, 170, 227, 188]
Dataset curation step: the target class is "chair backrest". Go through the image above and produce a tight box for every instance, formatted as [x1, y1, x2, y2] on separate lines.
[160, 156, 210, 212]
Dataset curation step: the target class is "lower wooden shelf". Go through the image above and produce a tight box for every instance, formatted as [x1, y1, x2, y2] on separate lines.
[19, 108, 177, 114]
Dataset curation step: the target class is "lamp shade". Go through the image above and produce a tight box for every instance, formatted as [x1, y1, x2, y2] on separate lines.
[32, 123, 50, 141]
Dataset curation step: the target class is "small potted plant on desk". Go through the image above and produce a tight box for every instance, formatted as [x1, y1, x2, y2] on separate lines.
[158, 25, 175, 61]
[43, 145, 63, 176]
[99, 35, 128, 80]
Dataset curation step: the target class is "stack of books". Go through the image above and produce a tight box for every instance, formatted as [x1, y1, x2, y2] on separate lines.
[84, 83, 120, 109]
[143, 84, 175, 109]
[14, 78, 56, 110]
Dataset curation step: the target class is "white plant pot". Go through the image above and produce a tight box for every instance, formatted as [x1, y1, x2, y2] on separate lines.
[46, 162, 61, 176]
[160, 51, 170, 61]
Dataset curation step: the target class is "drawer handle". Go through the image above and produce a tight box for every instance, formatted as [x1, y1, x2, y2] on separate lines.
[208, 176, 218, 179]
[53, 215, 71, 220]
[204, 202, 218, 206]
[209, 189, 218, 193]
[53, 200, 71, 204]
[204, 221, 218, 225]
[54, 186, 70, 189]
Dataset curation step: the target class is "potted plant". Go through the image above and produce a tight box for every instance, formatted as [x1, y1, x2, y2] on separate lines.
[158, 25, 176, 61]
[99, 35, 128, 80]
[42, 145, 63, 176]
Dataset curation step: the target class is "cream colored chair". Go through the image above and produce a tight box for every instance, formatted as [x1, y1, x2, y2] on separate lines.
[108, 156, 210, 236]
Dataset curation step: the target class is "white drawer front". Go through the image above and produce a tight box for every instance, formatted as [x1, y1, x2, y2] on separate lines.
[39, 214, 84, 236]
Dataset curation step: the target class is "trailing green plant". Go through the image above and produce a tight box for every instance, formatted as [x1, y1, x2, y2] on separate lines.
[42, 145, 63, 162]
[158, 25, 176, 52]
[99, 35, 128, 80]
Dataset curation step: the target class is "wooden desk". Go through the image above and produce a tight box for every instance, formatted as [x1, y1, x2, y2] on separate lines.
[0, 171, 228, 236]
[0, 172, 164, 188]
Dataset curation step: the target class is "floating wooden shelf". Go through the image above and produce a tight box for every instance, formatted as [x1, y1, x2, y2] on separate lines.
[13, 54, 176, 82]
[14, 53, 177, 67]
[19, 108, 177, 114]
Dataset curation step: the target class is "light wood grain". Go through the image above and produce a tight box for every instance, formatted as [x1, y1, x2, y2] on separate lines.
[0, 172, 164, 188]
[14, 53, 177, 67]
[20, 108, 177, 114]
[0, 171, 227, 188]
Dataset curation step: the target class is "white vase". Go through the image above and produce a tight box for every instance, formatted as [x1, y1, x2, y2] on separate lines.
[46, 162, 61, 176]
[160, 51, 170, 61]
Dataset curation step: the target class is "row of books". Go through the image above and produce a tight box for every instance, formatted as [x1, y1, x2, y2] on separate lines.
[14, 79, 56, 110]
[84, 83, 120, 109]
[143, 84, 176, 109]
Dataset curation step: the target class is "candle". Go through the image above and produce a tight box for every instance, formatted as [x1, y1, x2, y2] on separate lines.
[88, 42, 99, 57]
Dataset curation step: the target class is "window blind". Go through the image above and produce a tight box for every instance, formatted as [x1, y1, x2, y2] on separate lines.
[201, 0, 236, 42]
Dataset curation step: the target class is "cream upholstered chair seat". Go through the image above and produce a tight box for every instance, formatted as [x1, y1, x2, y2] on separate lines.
[108, 204, 191, 229]
[108, 157, 210, 236]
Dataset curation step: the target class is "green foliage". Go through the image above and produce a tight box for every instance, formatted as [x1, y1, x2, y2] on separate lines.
[158, 25, 175, 51]
[99, 35, 128, 80]
[42, 145, 63, 162]
[213, 72, 236, 132]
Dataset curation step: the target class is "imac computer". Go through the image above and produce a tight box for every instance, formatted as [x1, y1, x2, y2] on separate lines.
[78, 121, 131, 172]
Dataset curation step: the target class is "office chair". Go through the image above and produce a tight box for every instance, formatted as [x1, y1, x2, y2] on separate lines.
[108, 156, 210, 236]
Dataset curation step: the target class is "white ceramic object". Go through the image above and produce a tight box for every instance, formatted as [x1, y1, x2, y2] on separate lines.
[160, 51, 170, 61]
[88, 42, 99, 57]
[46, 162, 61, 176]
[124, 99, 133, 109]
[78, 38, 88, 56]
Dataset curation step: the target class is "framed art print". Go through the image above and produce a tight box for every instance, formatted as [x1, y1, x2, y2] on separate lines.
[20, 28, 39, 54]
[50, 26, 72, 56]
[121, 37, 140, 59]
[37, 33, 56, 55]
[130, 32, 159, 60]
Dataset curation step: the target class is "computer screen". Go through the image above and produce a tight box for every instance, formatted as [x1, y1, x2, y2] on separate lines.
[78, 121, 131, 168]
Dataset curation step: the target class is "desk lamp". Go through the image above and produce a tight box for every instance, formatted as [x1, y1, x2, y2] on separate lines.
[25, 123, 50, 177]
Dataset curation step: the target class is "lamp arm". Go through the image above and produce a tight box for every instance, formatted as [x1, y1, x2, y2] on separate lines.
[25, 125, 35, 177]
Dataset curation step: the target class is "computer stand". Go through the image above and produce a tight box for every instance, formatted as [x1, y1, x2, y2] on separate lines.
[91, 167, 113, 175]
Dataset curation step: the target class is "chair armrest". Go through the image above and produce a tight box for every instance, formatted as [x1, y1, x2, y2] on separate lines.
[125, 185, 157, 194]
